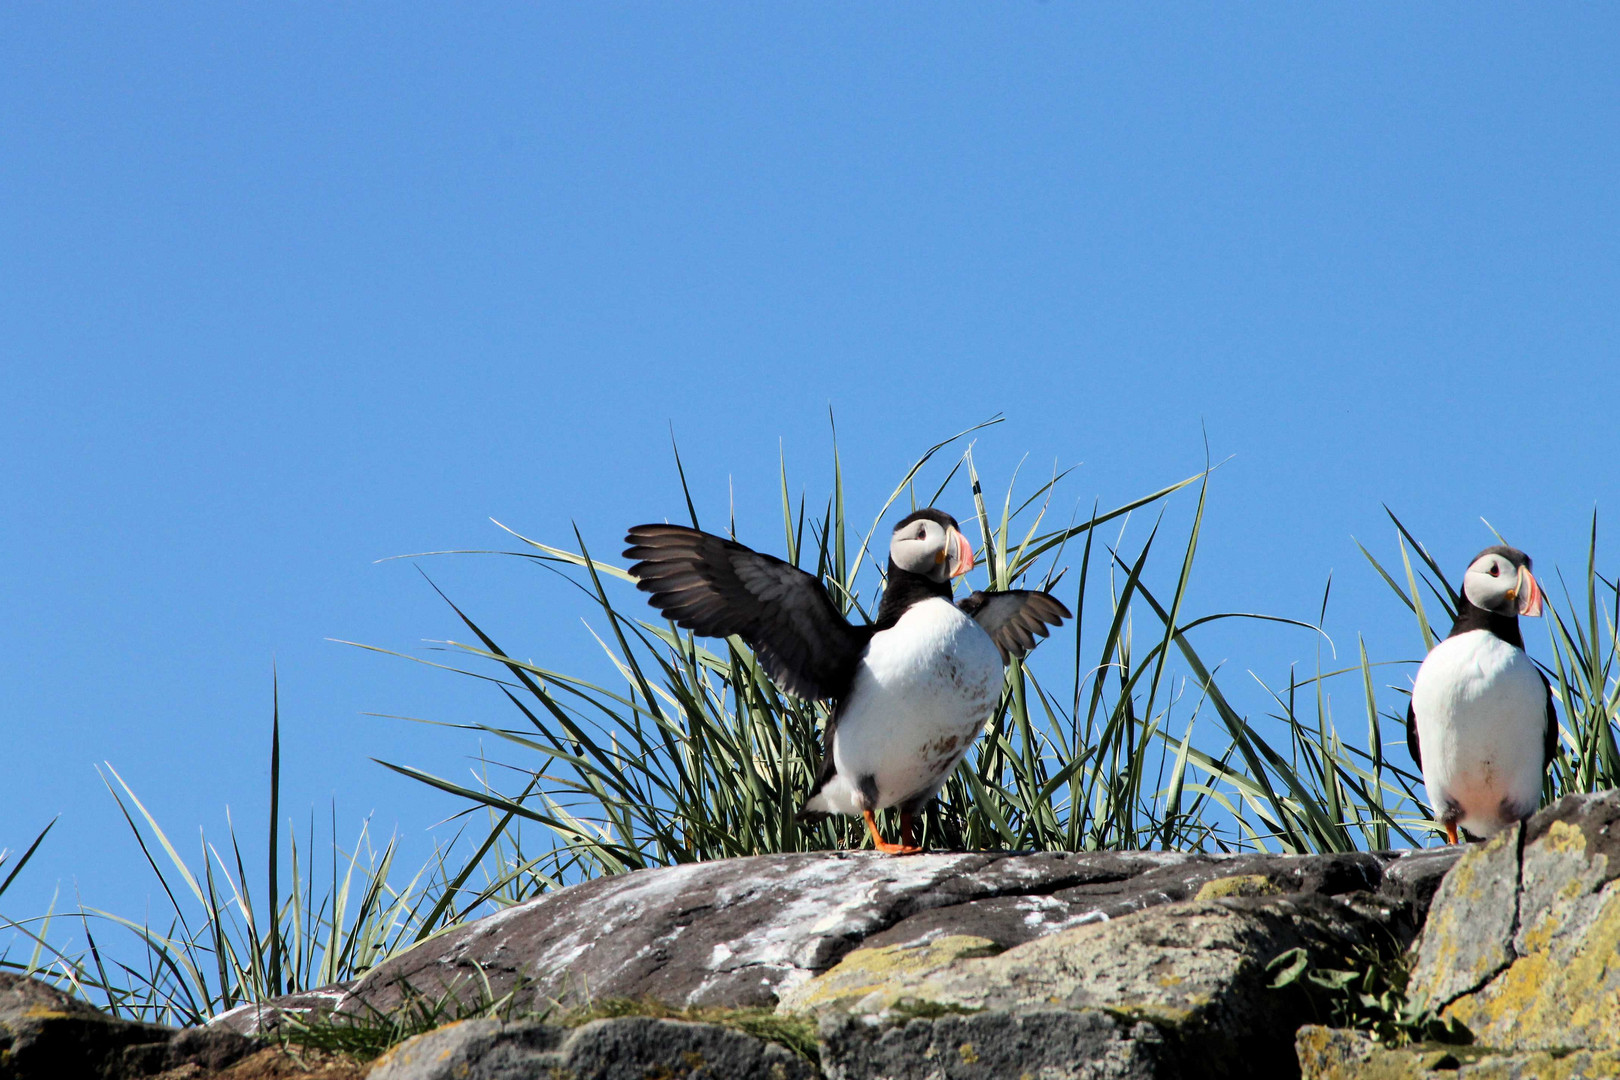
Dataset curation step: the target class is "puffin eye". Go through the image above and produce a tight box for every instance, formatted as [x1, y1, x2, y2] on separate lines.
[915, 526, 927, 540]
[1489, 563, 1501, 577]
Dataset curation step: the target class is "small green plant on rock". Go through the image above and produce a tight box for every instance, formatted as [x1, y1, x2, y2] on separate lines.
[1266, 943, 1470, 1047]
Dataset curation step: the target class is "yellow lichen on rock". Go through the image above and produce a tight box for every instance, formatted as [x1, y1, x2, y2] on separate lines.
[1297, 1025, 1620, 1079]
[774, 934, 1001, 1014]
[1543, 819, 1588, 857]
[1194, 874, 1283, 900]
[1443, 879, 1620, 1051]
[1405, 825, 1521, 1014]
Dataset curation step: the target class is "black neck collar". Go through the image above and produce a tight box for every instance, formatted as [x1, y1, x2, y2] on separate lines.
[1448, 594, 1524, 649]
[874, 561, 953, 629]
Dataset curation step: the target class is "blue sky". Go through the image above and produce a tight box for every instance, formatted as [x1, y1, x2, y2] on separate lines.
[3, 6, 1617, 945]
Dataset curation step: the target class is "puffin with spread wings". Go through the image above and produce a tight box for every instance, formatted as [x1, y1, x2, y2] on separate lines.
[624, 508, 1070, 854]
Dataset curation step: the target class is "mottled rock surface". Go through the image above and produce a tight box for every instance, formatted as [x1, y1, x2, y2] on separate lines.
[367, 1016, 817, 1080]
[0, 972, 256, 1080]
[819, 1009, 1171, 1080]
[206, 846, 1452, 1037]
[0, 972, 171, 1080]
[788, 893, 1407, 1080]
[1407, 791, 1620, 1055]
[1297, 1025, 1620, 1080]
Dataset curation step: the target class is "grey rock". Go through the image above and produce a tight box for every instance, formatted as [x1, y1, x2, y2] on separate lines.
[1405, 824, 1524, 1014]
[1296, 1024, 1620, 1079]
[162, 1024, 257, 1072]
[796, 893, 1402, 1080]
[367, 1016, 816, 1080]
[214, 847, 1448, 1031]
[326, 851, 1184, 1023]
[854, 850, 1406, 956]
[0, 972, 172, 1080]
[819, 1009, 1169, 1080]
[209, 982, 354, 1036]
[1416, 790, 1620, 1052]
[1374, 848, 1463, 926]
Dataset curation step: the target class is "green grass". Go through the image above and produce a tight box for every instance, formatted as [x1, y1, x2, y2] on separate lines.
[3, 422, 1616, 1030]
[0, 682, 527, 1027]
[369, 420, 1426, 869]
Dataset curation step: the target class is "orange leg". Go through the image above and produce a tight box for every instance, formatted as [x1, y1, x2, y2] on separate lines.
[1445, 821, 1459, 846]
[863, 810, 923, 855]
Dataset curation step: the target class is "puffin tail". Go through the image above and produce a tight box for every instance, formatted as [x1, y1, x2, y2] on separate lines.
[797, 788, 832, 822]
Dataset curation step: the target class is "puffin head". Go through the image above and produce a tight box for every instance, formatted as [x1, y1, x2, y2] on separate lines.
[1461, 545, 1543, 618]
[890, 509, 975, 583]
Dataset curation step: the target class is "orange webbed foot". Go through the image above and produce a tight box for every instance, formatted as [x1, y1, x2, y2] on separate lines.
[864, 810, 923, 856]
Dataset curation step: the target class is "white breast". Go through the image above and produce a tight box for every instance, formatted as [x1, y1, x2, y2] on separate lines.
[806, 598, 1003, 815]
[1411, 629, 1548, 837]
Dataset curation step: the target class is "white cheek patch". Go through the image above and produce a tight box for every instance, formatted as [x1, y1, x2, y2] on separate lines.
[891, 537, 936, 576]
[1464, 568, 1512, 612]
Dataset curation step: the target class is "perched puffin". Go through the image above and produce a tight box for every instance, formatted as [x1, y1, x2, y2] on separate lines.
[1407, 545, 1557, 844]
[624, 509, 1070, 854]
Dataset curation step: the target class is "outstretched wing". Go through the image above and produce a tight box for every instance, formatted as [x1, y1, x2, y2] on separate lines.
[624, 524, 872, 700]
[1407, 699, 1422, 772]
[957, 590, 1072, 663]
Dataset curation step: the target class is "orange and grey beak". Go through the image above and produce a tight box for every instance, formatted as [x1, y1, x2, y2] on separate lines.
[948, 528, 975, 578]
[1515, 566, 1544, 617]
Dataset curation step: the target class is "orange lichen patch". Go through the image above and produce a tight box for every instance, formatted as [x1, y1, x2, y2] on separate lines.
[366, 1017, 485, 1075]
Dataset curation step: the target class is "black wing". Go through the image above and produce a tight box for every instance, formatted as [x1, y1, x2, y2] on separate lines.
[624, 524, 872, 700]
[958, 590, 1072, 663]
[1541, 670, 1559, 772]
[1406, 699, 1422, 772]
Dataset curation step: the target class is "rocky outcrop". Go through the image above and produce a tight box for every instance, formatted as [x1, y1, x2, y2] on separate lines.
[210, 846, 1453, 1039]
[1296, 1025, 1620, 1079]
[198, 844, 1454, 1079]
[798, 892, 1412, 1080]
[34, 790, 1620, 1079]
[0, 973, 256, 1080]
[366, 1016, 818, 1080]
[1405, 790, 1620, 1056]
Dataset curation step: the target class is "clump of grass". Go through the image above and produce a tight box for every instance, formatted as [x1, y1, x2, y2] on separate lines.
[370, 422, 1221, 869]
[372, 419, 1434, 875]
[884, 998, 983, 1022]
[0, 679, 532, 1027]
